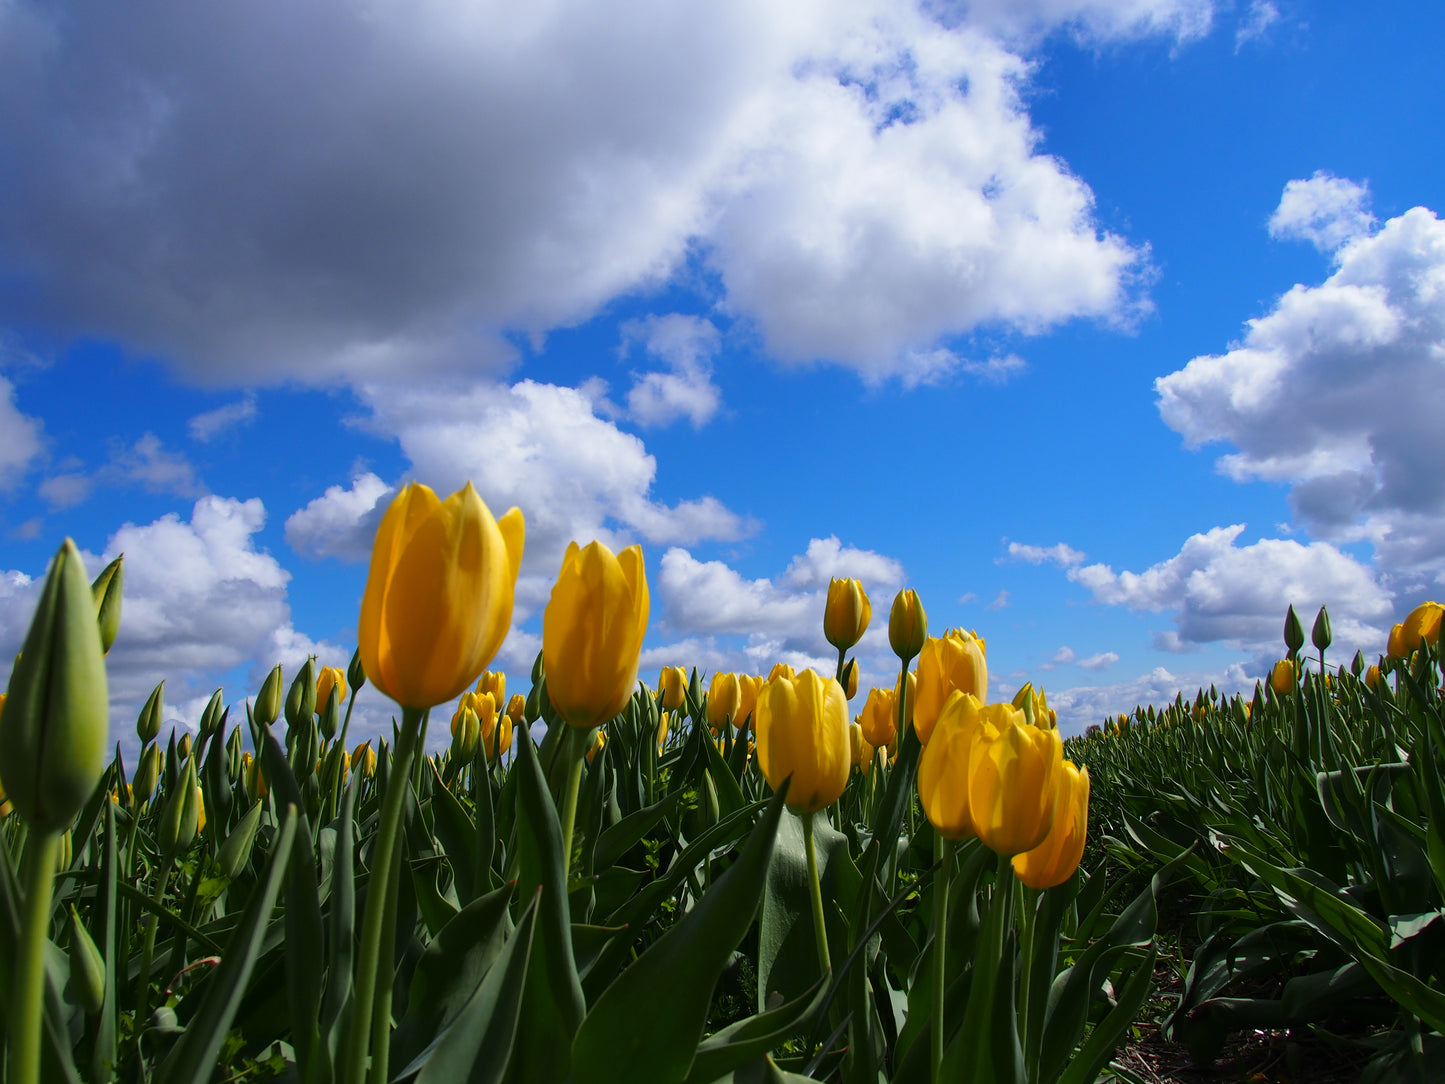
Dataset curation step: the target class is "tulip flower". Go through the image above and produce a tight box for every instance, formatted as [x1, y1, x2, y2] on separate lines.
[543, 541, 649, 729]
[1269, 658, 1297, 695]
[485, 714, 514, 759]
[657, 665, 687, 712]
[888, 588, 927, 661]
[707, 671, 741, 731]
[505, 692, 526, 722]
[255, 664, 284, 727]
[968, 705, 1063, 858]
[755, 669, 850, 815]
[316, 666, 348, 712]
[586, 728, 607, 763]
[914, 630, 987, 744]
[1386, 622, 1407, 660]
[359, 481, 524, 710]
[1401, 600, 1444, 654]
[858, 686, 896, 749]
[768, 662, 796, 683]
[657, 711, 670, 752]
[736, 674, 763, 727]
[824, 578, 871, 652]
[475, 669, 506, 706]
[848, 721, 874, 774]
[1012, 760, 1089, 889]
[1364, 663, 1382, 688]
[916, 691, 988, 840]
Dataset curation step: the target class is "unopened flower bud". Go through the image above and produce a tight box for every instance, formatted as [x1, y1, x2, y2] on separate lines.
[90, 554, 124, 656]
[136, 681, 165, 744]
[888, 588, 927, 661]
[255, 665, 284, 727]
[1311, 605, 1332, 653]
[285, 656, 317, 730]
[1283, 605, 1305, 656]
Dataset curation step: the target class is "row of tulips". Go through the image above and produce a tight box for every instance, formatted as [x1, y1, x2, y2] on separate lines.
[0, 481, 1175, 1083]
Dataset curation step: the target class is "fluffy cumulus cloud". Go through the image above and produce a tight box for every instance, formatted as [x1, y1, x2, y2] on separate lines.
[0, 375, 42, 488]
[189, 393, 258, 441]
[1067, 523, 1391, 660]
[1157, 184, 1445, 580]
[1269, 172, 1376, 252]
[622, 314, 722, 428]
[0, 496, 349, 749]
[286, 472, 392, 562]
[0, 0, 1179, 387]
[1046, 660, 1251, 733]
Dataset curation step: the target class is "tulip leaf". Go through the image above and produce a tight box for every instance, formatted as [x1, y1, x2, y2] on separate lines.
[320, 770, 361, 1058]
[430, 760, 479, 904]
[1055, 945, 1157, 1084]
[592, 790, 682, 871]
[757, 809, 852, 1008]
[682, 976, 829, 1084]
[508, 724, 585, 1084]
[571, 778, 790, 1084]
[156, 809, 297, 1084]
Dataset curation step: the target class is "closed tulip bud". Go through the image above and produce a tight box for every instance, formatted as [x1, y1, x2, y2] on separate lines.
[657, 666, 686, 712]
[475, 669, 505, 707]
[316, 666, 348, 714]
[160, 755, 200, 854]
[195, 785, 207, 836]
[1011, 682, 1057, 730]
[198, 687, 225, 743]
[486, 714, 514, 759]
[137, 681, 165, 744]
[1402, 601, 1445, 654]
[768, 662, 796, 683]
[1012, 761, 1090, 889]
[505, 692, 525, 722]
[133, 743, 162, 804]
[67, 906, 106, 1016]
[1386, 623, 1407, 660]
[543, 540, 649, 729]
[824, 578, 871, 652]
[474, 692, 501, 755]
[841, 658, 858, 700]
[215, 800, 263, 879]
[226, 725, 244, 777]
[707, 671, 741, 731]
[1311, 606, 1332, 653]
[0, 540, 109, 830]
[346, 647, 366, 693]
[177, 731, 192, 762]
[916, 691, 988, 839]
[888, 588, 927, 661]
[858, 686, 896, 748]
[736, 675, 763, 729]
[657, 711, 670, 752]
[351, 741, 377, 779]
[848, 721, 874, 774]
[1364, 664, 1381, 688]
[360, 482, 524, 710]
[451, 706, 480, 763]
[318, 682, 342, 741]
[285, 656, 317, 730]
[1283, 605, 1305, 656]
[90, 554, 124, 656]
[755, 669, 850, 815]
[245, 752, 267, 800]
[255, 665, 284, 727]
[969, 706, 1063, 858]
[913, 630, 986, 744]
[586, 728, 607, 763]
[1269, 658, 1297, 695]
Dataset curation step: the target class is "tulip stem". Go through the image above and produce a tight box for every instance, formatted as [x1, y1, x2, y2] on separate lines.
[10, 828, 59, 1084]
[932, 833, 955, 1084]
[802, 811, 832, 976]
[559, 735, 587, 876]
[341, 705, 423, 1084]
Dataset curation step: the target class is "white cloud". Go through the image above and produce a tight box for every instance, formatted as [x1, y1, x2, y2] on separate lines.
[39, 472, 93, 510]
[38, 433, 204, 510]
[0, 0, 1171, 387]
[1006, 540, 1086, 567]
[1158, 196, 1445, 576]
[285, 472, 392, 562]
[1068, 523, 1391, 658]
[622, 314, 723, 428]
[987, 590, 1010, 610]
[781, 536, 905, 590]
[188, 394, 257, 441]
[1234, 1, 1280, 51]
[959, 354, 1029, 383]
[1045, 661, 1251, 735]
[355, 378, 755, 583]
[1041, 645, 1076, 669]
[0, 375, 42, 489]
[1077, 650, 1119, 671]
[1268, 172, 1375, 253]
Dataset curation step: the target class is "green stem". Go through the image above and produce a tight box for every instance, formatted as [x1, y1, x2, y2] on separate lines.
[559, 742, 587, 876]
[368, 866, 402, 1084]
[802, 811, 832, 975]
[340, 705, 424, 1084]
[10, 829, 59, 1084]
[834, 647, 848, 686]
[932, 834, 955, 1084]
[958, 851, 1015, 1081]
[134, 849, 175, 1028]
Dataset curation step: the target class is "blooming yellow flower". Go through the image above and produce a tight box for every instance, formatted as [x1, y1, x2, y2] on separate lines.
[543, 541, 649, 729]
[1269, 658, 1297, 695]
[913, 630, 987, 744]
[858, 686, 896, 749]
[359, 482, 524, 710]
[1012, 760, 1089, 889]
[756, 669, 850, 814]
[316, 666, 348, 711]
[916, 691, 987, 840]
[657, 666, 687, 712]
[968, 704, 1063, 857]
[707, 671, 741, 731]
[1401, 601, 1444, 654]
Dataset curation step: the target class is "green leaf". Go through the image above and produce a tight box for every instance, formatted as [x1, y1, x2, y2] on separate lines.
[592, 790, 682, 871]
[682, 978, 828, 1084]
[757, 809, 851, 1008]
[571, 779, 790, 1084]
[430, 761, 479, 906]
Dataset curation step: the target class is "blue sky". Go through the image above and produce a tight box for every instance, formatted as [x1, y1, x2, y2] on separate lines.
[1, 0, 1442, 746]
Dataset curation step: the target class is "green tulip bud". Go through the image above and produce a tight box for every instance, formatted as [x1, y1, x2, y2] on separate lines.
[226, 725, 244, 778]
[136, 680, 165, 744]
[67, 906, 106, 1016]
[255, 665, 284, 727]
[177, 731, 192, 763]
[159, 754, 199, 855]
[198, 688, 225, 744]
[90, 553, 124, 656]
[202, 732, 232, 830]
[215, 800, 263, 879]
[1311, 605, 1332, 653]
[133, 743, 162, 805]
[318, 684, 341, 742]
[1283, 604, 1305, 657]
[888, 588, 928, 661]
[346, 646, 366, 693]
[0, 539, 109, 830]
[1351, 649, 1365, 677]
[285, 657, 317, 730]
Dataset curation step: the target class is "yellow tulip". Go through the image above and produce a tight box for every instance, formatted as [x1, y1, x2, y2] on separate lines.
[543, 541, 649, 729]
[505, 692, 526, 722]
[486, 714, 514, 759]
[586, 728, 607, 763]
[1011, 682, 1057, 730]
[195, 786, 207, 836]
[915, 691, 987, 840]
[451, 690, 483, 735]
[1364, 664, 1382, 688]
[858, 686, 896, 749]
[1013, 761, 1090, 889]
[707, 671, 741, 731]
[316, 666, 348, 711]
[824, 578, 871, 652]
[359, 482, 524, 710]
[1386, 622, 1407, 660]
[657, 666, 687, 712]
[755, 669, 850, 814]
[1401, 601, 1444, 654]
[888, 588, 927, 660]
[968, 705, 1063, 858]
[351, 741, 377, 779]
[843, 660, 859, 699]
[1269, 659, 1297, 695]
[768, 662, 796, 683]
[848, 721, 874, 774]
[736, 674, 763, 727]
[475, 669, 506, 706]
[657, 711, 670, 752]
[914, 630, 987, 744]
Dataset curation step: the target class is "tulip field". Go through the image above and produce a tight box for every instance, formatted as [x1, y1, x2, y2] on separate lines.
[0, 484, 1441, 1082]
